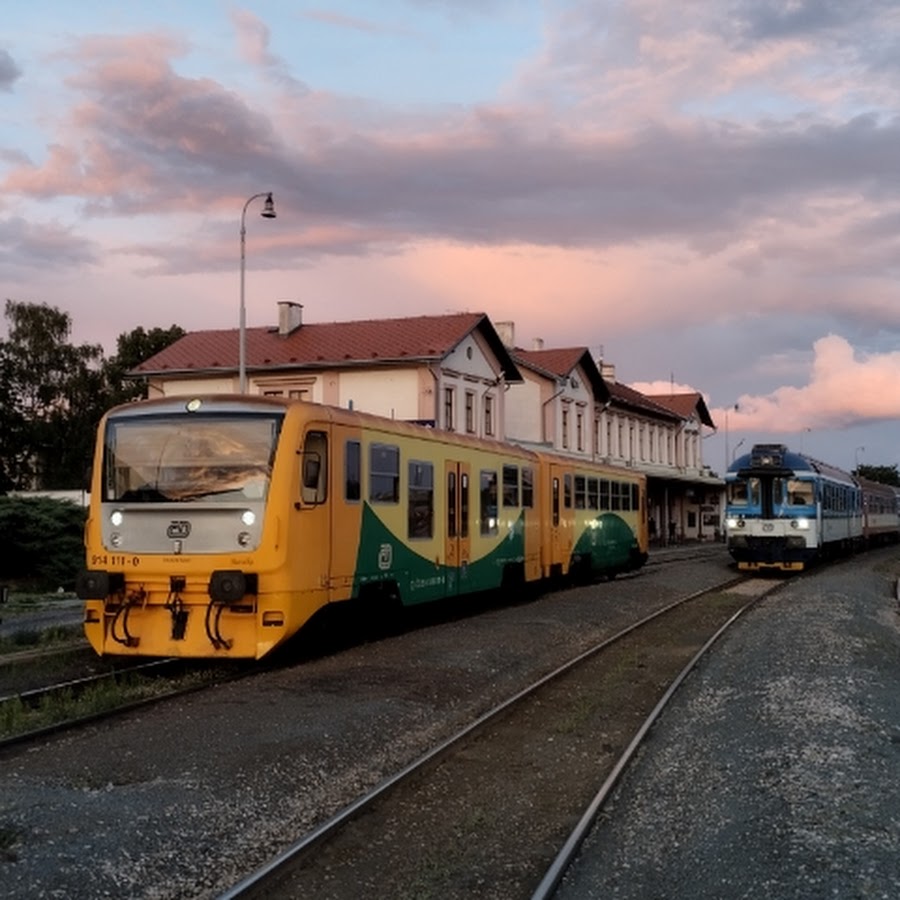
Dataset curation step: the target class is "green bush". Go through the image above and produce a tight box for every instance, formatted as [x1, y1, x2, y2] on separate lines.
[0, 497, 86, 591]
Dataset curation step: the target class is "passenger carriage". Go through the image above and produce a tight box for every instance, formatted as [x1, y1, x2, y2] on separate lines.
[78, 395, 647, 659]
[724, 443, 860, 572]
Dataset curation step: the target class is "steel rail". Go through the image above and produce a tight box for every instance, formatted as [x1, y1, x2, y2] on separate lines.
[217, 573, 750, 900]
[530, 581, 783, 899]
[0, 658, 250, 752]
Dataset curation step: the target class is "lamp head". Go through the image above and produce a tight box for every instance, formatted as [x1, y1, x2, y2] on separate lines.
[261, 193, 276, 219]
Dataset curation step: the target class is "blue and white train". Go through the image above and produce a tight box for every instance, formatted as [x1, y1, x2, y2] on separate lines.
[724, 443, 900, 572]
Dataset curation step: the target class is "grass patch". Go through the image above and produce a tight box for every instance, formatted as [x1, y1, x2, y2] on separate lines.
[0, 623, 84, 656]
[0, 668, 224, 740]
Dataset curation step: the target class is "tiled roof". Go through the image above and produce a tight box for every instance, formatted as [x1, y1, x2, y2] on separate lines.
[646, 391, 715, 427]
[133, 312, 523, 382]
[511, 347, 609, 402]
[607, 382, 683, 420]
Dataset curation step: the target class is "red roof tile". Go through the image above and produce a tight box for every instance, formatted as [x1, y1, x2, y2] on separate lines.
[646, 391, 715, 427]
[511, 347, 609, 402]
[607, 382, 683, 420]
[133, 312, 522, 382]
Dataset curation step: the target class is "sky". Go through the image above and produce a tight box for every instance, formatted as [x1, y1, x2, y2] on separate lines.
[2, 0, 899, 477]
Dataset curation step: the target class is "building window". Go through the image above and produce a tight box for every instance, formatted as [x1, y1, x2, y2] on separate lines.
[444, 387, 455, 431]
[465, 391, 475, 433]
[576, 410, 584, 452]
[408, 461, 434, 539]
[484, 394, 494, 436]
[562, 407, 569, 449]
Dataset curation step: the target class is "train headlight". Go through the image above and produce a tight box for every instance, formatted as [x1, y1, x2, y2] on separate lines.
[791, 518, 810, 530]
[110, 510, 124, 527]
[241, 510, 256, 526]
[726, 517, 738, 529]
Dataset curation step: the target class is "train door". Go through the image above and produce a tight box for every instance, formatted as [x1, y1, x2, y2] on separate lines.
[549, 463, 574, 576]
[444, 460, 471, 596]
[297, 428, 331, 600]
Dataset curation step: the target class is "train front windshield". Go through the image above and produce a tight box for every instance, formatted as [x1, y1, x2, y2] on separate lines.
[103, 413, 284, 503]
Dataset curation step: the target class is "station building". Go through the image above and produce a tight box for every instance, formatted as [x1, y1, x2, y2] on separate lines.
[132, 302, 724, 543]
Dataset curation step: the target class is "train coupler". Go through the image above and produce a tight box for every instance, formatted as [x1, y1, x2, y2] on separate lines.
[165, 577, 189, 641]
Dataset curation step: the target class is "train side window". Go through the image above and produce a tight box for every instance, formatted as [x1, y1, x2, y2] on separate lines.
[787, 479, 813, 506]
[300, 430, 328, 505]
[574, 475, 586, 509]
[631, 483, 639, 510]
[461, 473, 469, 538]
[448, 471, 457, 537]
[370, 443, 400, 503]
[480, 470, 499, 535]
[408, 461, 434, 539]
[521, 466, 534, 508]
[587, 478, 599, 510]
[503, 464, 519, 507]
[552, 477, 560, 526]
[611, 481, 622, 511]
[600, 479, 610, 511]
[749, 478, 761, 505]
[345, 440, 361, 502]
[564, 474, 572, 509]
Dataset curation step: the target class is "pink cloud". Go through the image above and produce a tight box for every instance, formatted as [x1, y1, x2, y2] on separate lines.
[713, 335, 900, 432]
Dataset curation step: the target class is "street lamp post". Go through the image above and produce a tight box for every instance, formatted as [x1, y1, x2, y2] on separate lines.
[239, 192, 277, 394]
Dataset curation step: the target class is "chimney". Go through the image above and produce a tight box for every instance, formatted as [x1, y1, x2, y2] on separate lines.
[278, 301, 303, 336]
[495, 320, 515, 348]
[532, 337, 544, 351]
[599, 361, 616, 383]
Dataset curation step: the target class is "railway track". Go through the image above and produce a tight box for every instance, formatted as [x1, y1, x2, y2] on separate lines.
[0, 656, 249, 750]
[218, 574, 782, 900]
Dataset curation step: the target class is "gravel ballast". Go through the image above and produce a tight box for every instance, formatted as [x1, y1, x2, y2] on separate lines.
[3, 545, 898, 899]
[556, 549, 900, 900]
[0, 547, 729, 899]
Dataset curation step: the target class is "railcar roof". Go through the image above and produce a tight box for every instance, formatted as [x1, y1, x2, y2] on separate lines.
[728, 443, 854, 483]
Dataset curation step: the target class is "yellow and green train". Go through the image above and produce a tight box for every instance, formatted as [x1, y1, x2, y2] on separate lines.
[77, 395, 648, 659]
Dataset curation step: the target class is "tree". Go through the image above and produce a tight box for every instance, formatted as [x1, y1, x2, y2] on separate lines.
[0, 301, 185, 490]
[102, 324, 186, 407]
[0, 496, 86, 590]
[855, 463, 899, 486]
[0, 300, 103, 489]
